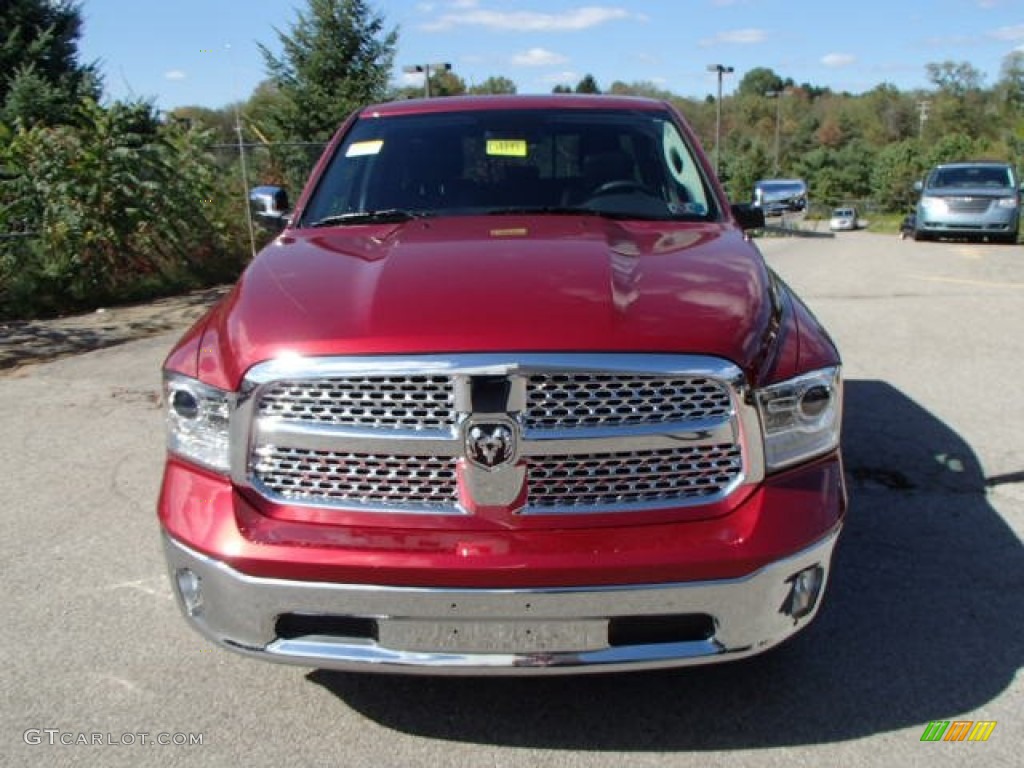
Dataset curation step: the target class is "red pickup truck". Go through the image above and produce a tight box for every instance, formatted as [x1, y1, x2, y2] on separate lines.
[159, 94, 845, 674]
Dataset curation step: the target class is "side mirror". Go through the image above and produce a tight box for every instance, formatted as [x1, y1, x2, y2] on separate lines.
[731, 203, 765, 231]
[913, 180, 923, 193]
[249, 185, 291, 233]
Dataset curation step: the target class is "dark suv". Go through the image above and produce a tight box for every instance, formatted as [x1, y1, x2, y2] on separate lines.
[914, 162, 1020, 243]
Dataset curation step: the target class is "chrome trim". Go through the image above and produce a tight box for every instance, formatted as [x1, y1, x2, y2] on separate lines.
[241, 354, 747, 382]
[255, 420, 457, 455]
[231, 354, 764, 515]
[163, 527, 839, 675]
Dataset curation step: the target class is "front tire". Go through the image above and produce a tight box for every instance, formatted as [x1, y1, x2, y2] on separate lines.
[913, 229, 930, 242]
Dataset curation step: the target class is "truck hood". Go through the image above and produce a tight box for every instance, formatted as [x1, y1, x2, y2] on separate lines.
[198, 216, 775, 389]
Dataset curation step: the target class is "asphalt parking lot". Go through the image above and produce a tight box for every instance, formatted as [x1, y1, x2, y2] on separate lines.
[1, 231, 1020, 767]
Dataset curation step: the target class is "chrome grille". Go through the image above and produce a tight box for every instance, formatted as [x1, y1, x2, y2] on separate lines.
[257, 376, 454, 430]
[252, 446, 458, 509]
[946, 197, 992, 214]
[528, 445, 742, 509]
[240, 355, 751, 516]
[526, 374, 731, 430]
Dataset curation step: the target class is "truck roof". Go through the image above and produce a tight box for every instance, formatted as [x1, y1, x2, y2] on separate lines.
[358, 93, 672, 117]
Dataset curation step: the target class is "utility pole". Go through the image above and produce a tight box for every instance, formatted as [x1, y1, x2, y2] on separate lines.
[402, 62, 452, 98]
[917, 100, 930, 138]
[765, 89, 789, 177]
[706, 64, 734, 176]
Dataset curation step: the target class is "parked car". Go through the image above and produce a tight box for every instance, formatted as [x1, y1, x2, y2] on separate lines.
[829, 207, 858, 231]
[913, 162, 1020, 243]
[159, 94, 845, 675]
[753, 178, 808, 218]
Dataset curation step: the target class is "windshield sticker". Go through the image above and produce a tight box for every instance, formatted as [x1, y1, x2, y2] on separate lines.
[346, 140, 384, 157]
[486, 140, 528, 158]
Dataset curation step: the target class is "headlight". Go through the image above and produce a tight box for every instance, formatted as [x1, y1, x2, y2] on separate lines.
[996, 196, 1018, 209]
[164, 372, 232, 473]
[920, 196, 947, 214]
[756, 367, 842, 472]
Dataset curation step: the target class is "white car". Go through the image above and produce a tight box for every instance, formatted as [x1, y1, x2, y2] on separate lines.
[829, 207, 858, 231]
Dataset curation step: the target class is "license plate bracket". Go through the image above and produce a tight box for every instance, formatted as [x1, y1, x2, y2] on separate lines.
[378, 619, 607, 654]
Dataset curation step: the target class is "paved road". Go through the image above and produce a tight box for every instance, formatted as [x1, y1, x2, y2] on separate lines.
[1, 231, 1020, 767]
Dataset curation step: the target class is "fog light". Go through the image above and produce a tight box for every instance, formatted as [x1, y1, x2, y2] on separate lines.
[781, 565, 824, 620]
[175, 568, 203, 616]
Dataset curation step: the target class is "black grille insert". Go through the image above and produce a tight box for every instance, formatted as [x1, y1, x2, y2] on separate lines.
[275, 613, 379, 641]
[608, 614, 715, 646]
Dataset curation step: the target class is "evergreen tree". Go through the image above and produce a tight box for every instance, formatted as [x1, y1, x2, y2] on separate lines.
[258, 0, 397, 141]
[574, 74, 601, 94]
[0, 0, 99, 125]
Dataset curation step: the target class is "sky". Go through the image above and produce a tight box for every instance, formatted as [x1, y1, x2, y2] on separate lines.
[76, 0, 1024, 111]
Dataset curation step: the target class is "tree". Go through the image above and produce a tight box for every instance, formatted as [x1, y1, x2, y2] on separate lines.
[609, 81, 676, 100]
[924, 61, 989, 140]
[871, 139, 924, 211]
[168, 105, 237, 144]
[996, 51, 1024, 114]
[1, 99, 248, 317]
[469, 76, 517, 95]
[926, 61, 984, 97]
[574, 74, 601, 94]
[258, 0, 397, 141]
[429, 69, 467, 97]
[0, 0, 99, 125]
[736, 68, 786, 99]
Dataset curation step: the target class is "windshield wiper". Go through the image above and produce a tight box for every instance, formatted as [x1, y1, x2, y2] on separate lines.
[486, 206, 596, 217]
[307, 209, 432, 227]
[486, 206, 684, 222]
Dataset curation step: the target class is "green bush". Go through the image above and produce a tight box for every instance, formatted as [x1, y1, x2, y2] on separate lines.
[0, 99, 251, 319]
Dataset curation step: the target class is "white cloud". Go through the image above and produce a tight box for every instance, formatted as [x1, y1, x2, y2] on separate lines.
[164, 70, 186, 81]
[539, 70, 580, 84]
[923, 34, 976, 47]
[821, 53, 856, 68]
[990, 24, 1024, 41]
[449, 0, 479, 7]
[424, 6, 633, 33]
[699, 28, 767, 46]
[512, 47, 568, 67]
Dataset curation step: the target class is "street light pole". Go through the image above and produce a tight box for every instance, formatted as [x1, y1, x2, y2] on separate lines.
[706, 64, 734, 176]
[765, 89, 785, 176]
[402, 62, 452, 98]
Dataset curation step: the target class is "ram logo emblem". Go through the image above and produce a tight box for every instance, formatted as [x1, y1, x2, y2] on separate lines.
[466, 424, 516, 469]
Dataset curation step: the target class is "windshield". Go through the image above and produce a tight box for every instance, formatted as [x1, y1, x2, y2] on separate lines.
[300, 108, 716, 226]
[928, 166, 1012, 189]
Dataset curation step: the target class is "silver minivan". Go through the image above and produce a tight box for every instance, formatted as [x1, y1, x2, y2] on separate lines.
[913, 162, 1020, 243]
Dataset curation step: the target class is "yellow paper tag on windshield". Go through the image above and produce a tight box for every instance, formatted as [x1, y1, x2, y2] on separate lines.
[486, 139, 527, 158]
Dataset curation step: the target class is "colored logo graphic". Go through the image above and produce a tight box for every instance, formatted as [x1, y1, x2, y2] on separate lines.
[920, 720, 997, 742]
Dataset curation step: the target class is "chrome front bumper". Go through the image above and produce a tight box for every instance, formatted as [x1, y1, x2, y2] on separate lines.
[163, 529, 840, 675]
